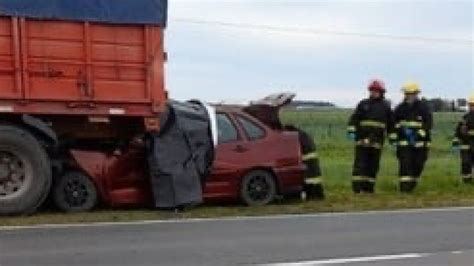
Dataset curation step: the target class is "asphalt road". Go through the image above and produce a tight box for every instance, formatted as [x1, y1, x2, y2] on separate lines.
[0, 207, 473, 266]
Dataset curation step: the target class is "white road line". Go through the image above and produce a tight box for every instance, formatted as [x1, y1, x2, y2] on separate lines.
[262, 253, 429, 266]
[0, 206, 473, 231]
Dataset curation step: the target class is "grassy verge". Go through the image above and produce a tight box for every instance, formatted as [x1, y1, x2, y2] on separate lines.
[1, 111, 473, 227]
[1, 188, 473, 227]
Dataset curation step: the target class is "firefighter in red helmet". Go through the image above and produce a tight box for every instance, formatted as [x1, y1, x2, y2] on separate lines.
[347, 80, 394, 193]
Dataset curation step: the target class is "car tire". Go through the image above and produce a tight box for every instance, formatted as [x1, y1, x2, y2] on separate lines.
[54, 172, 98, 213]
[0, 125, 52, 215]
[240, 170, 277, 206]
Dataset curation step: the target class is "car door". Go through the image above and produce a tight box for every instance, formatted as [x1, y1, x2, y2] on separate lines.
[205, 112, 247, 198]
[233, 114, 270, 166]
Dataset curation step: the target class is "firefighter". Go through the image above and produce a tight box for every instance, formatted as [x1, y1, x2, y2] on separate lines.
[452, 95, 474, 184]
[347, 80, 393, 193]
[285, 125, 325, 200]
[392, 82, 433, 193]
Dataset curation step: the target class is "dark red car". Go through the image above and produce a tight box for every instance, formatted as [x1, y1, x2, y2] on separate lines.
[54, 94, 305, 211]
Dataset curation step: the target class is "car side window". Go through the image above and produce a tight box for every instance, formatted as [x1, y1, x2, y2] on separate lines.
[237, 115, 266, 141]
[217, 113, 239, 143]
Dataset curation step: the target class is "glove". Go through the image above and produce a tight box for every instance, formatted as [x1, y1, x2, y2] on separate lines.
[417, 129, 427, 138]
[347, 132, 356, 141]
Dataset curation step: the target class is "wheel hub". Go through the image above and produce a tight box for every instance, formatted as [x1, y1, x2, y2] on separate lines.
[63, 179, 89, 207]
[0, 152, 27, 198]
[248, 176, 270, 201]
[0, 164, 9, 181]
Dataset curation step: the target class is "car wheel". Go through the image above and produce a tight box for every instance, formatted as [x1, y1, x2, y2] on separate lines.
[54, 172, 98, 213]
[0, 125, 52, 215]
[240, 170, 276, 206]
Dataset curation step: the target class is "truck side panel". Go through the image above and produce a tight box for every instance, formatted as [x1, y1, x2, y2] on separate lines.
[25, 20, 86, 100]
[0, 16, 166, 117]
[91, 24, 151, 103]
[0, 17, 21, 99]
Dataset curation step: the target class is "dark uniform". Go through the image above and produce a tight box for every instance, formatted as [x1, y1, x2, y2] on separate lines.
[393, 99, 433, 192]
[453, 111, 474, 183]
[348, 97, 393, 193]
[286, 125, 324, 199]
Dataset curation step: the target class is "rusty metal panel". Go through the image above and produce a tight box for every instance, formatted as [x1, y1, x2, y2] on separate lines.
[0, 17, 22, 99]
[0, 17, 166, 116]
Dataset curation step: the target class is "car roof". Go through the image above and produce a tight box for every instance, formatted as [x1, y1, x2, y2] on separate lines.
[213, 104, 245, 113]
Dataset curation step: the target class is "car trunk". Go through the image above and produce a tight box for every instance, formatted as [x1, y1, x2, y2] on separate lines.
[243, 92, 295, 130]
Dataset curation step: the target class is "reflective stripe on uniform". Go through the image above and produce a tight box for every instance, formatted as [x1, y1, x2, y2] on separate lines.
[462, 175, 473, 180]
[359, 120, 386, 129]
[303, 152, 318, 161]
[414, 142, 425, 148]
[352, 176, 365, 181]
[461, 145, 471, 150]
[352, 176, 374, 182]
[356, 139, 382, 149]
[347, 126, 356, 132]
[395, 120, 423, 129]
[468, 130, 474, 136]
[305, 177, 323, 185]
[400, 176, 417, 182]
[398, 140, 409, 146]
[397, 141, 430, 148]
[389, 133, 398, 140]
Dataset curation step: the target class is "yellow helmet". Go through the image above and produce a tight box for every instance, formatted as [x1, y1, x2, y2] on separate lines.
[468, 94, 474, 105]
[402, 81, 420, 94]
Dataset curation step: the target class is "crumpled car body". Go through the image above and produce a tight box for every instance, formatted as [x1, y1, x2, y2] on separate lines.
[70, 94, 305, 207]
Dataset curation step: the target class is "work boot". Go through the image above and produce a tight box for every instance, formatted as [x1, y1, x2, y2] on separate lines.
[352, 181, 363, 194]
[462, 175, 473, 184]
[363, 181, 375, 194]
[305, 184, 325, 200]
[400, 181, 417, 193]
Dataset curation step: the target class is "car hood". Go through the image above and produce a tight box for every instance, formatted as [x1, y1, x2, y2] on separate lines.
[244, 92, 295, 129]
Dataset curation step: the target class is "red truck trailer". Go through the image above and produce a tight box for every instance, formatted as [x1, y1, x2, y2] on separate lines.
[0, 1, 168, 215]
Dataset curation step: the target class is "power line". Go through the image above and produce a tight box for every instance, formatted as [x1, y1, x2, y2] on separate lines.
[172, 18, 473, 45]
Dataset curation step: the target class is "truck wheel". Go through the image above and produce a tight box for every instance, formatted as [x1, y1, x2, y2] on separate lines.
[53, 172, 97, 213]
[0, 125, 52, 215]
[240, 170, 276, 206]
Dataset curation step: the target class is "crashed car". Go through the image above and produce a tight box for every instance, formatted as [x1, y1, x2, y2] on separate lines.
[54, 93, 306, 212]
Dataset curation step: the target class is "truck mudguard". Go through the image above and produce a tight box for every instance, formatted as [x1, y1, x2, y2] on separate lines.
[21, 115, 58, 145]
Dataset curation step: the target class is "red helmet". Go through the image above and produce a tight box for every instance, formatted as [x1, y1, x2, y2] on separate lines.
[368, 79, 386, 93]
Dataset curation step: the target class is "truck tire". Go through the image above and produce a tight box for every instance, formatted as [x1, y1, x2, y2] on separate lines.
[53, 172, 98, 213]
[240, 170, 276, 206]
[0, 125, 52, 215]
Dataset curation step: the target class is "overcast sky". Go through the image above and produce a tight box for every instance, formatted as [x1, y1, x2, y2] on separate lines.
[165, 0, 473, 106]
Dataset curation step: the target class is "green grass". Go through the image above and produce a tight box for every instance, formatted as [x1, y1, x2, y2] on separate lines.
[280, 110, 466, 191]
[1, 110, 473, 227]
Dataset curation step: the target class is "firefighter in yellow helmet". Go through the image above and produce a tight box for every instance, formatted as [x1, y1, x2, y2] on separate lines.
[452, 94, 474, 184]
[392, 82, 433, 193]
